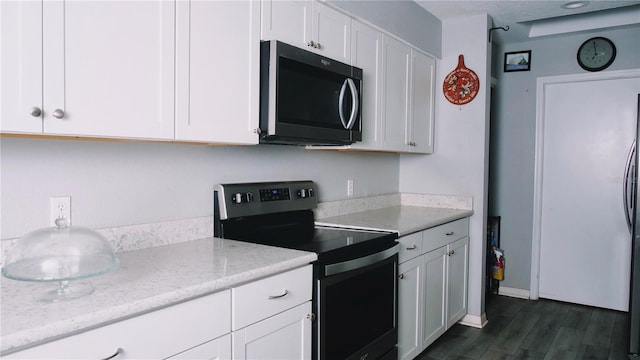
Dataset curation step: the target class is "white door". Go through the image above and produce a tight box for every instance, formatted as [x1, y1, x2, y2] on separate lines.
[1, 0, 43, 133]
[175, 0, 259, 144]
[409, 50, 436, 154]
[422, 246, 447, 348]
[349, 20, 383, 150]
[232, 302, 312, 360]
[42, 1, 175, 139]
[539, 76, 640, 311]
[398, 255, 424, 360]
[311, 1, 351, 63]
[382, 36, 410, 152]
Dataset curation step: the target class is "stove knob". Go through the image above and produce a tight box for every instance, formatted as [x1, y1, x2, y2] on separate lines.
[246, 192, 254, 203]
[232, 193, 243, 204]
[297, 188, 315, 199]
[307, 188, 314, 198]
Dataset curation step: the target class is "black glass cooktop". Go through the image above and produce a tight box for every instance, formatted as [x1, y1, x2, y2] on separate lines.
[216, 210, 397, 264]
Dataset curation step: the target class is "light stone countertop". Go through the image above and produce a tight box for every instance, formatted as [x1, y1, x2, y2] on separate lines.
[316, 205, 474, 236]
[0, 238, 317, 355]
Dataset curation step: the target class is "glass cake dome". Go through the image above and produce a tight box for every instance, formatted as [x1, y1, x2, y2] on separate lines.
[2, 218, 119, 301]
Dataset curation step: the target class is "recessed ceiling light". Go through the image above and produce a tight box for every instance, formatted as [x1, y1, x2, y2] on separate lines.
[562, 1, 589, 10]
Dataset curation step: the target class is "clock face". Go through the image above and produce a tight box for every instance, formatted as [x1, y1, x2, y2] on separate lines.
[577, 37, 616, 72]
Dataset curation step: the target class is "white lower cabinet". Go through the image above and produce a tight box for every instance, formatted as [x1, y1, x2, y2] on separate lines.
[397, 218, 469, 360]
[232, 302, 312, 360]
[168, 334, 232, 360]
[397, 255, 424, 360]
[5, 265, 313, 360]
[4, 290, 232, 360]
[231, 265, 313, 360]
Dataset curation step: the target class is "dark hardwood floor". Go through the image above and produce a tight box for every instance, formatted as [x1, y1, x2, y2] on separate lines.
[417, 294, 631, 360]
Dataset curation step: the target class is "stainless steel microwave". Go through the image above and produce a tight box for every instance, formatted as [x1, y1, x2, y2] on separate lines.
[259, 41, 363, 146]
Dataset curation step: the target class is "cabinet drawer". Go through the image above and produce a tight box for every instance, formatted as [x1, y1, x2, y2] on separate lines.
[232, 265, 312, 331]
[398, 231, 423, 263]
[5, 290, 231, 359]
[423, 218, 469, 253]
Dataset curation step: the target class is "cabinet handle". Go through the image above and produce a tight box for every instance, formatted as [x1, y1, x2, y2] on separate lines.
[448, 250, 455, 256]
[307, 41, 315, 48]
[52, 109, 65, 119]
[30, 107, 42, 117]
[306, 313, 316, 321]
[445, 231, 454, 236]
[406, 244, 417, 250]
[101, 348, 122, 360]
[268, 289, 288, 299]
[398, 274, 405, 279]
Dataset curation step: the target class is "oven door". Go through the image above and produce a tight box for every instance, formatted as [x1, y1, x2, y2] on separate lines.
[317, 244, 399, 360]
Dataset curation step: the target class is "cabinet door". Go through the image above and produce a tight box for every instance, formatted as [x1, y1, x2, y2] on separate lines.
[175, 0, 259, 144]
[398, 256, 424, 360]
[446, 237, 469, 327]
[260, 0, 312, 48]
[168, 334, 231, 360]
[1, 0, 43, 133]
[232, 302, 312, 360]
[348, 20, 383, 151]
[423, 246, 447, 349]
[42, 1, 174, 139]
[311, 2, 351, 63]
[382, 36, 410, 152]
[409, 50, 436, 154]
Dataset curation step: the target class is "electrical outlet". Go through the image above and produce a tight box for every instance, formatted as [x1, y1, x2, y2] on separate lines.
[50, 196, 71, 226]
[347, 179, 354, 197]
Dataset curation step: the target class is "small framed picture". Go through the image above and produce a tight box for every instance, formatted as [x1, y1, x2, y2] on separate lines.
[504, 50, 531, 72]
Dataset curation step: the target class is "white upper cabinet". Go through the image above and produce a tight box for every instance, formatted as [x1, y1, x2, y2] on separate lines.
[348, 20, 383, 150]
[1, 1, 175, 139]
[382, 36, 411, 152]
[409, 49, 436, 154]
[175, 1, 259, 144]
[261, 0, 351, 63]
[311, 1, 351, 63]
[1, 1, 43, 134]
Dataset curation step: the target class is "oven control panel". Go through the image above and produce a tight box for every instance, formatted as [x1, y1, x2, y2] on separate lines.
[214, 181, 317, 219]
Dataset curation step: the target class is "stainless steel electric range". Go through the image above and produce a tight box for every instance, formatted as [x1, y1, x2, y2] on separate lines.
[214, 181, 399, 360]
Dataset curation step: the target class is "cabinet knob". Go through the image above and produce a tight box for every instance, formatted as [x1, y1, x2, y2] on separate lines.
[307, 40, 316, 48]
[306, 313, 316, 321]
[408, 141, 416, 146]
[30, 107, 42, 117]
[315, 42, 322, 49]
[52, 109, 65, 119]
[398, 274, 405, 279]
[448, 250, 455, 256]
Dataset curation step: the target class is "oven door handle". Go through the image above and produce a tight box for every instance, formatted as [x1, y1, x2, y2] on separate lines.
[324, 243, 399, 276]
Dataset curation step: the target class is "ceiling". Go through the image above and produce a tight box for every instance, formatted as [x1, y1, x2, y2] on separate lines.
[414, 0, 640, 44]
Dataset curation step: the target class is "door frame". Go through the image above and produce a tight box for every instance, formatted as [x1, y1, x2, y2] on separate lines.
[530, 69, 640, 300]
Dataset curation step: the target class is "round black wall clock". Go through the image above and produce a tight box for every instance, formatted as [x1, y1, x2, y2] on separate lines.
[577, 37, 616, 72]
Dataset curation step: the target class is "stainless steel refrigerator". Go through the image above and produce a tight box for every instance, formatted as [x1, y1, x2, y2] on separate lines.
[627, 94, 640, 357]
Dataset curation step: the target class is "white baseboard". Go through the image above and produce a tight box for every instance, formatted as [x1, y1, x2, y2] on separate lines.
[497, 286, 530, 299]
[458, 313, 487, 328]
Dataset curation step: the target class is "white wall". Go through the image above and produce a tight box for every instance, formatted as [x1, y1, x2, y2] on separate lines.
[491, 24, 640, 292]
[0, 138, 398, 239]
[400, 14, 492, 321]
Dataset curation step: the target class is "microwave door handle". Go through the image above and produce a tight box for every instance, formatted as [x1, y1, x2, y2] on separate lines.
[345, 78, 359, 130]
[338, 79, 349, 129]
[625, 140, 636, 233]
